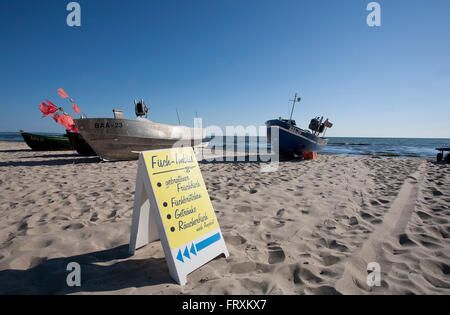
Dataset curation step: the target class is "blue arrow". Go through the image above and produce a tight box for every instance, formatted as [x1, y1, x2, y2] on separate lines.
[183, 246, 191, 260]
[176, 250, 184, 263]
[195, 233, 221, 252]
[190, 243, 197, 256]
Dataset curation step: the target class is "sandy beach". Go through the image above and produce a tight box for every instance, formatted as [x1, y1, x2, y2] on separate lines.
[0, 140, 449, 295]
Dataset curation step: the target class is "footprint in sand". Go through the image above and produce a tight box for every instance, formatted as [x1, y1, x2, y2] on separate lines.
[319, 238, 349, 252]
[38, 239, 54, 248]
[319, 268, 340, 278]
[349, 216, 359, 226]
[38, 213, 48, 223]
[371, 218, 383, 225]
[398, 233, 416, 246]
[441, 263, 450, 275]
[267, 242, 285, 264]
[392, 248, 410, 255]
[439, 226, 450, 239]
[108, 210, 117, 219]
[17, 221, 28, 235]
[416, 211, 432, 220]
[224, 234, 247, 246]
[63, 223, 85, 230]
[90, 212, 99, 222]
[360, 211, 374, 221]
[293, 266, 324, 285]
[431, 188, 443, 196]
[420, 240, 441, 249]
[262, 232, 272, 241]
[320, 253, 341, 266]
[419, 260, 450, 288]
[276, 208, 285, 217]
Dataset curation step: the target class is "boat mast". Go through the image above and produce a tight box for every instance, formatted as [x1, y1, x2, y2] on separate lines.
[289, 93, 301, 121]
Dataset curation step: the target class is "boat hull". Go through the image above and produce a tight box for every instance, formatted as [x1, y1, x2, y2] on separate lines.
[75, 118, 206, 161]
[20, 131, 72, 151]
[266, 120, 328, 157]
[65, 131, 97, 156]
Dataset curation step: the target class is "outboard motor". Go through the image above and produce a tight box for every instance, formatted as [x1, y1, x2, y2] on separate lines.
[318, 123, 325, 133]
[309, 117, 321, 133]
[134, 99, 148, 118]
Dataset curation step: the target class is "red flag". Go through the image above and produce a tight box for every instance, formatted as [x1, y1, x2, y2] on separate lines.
[39, 101, 58, 117]
[58, 88, 69, 99]
[46, 99, 58, 108]
[71, 123, 79, 133]
[72, 103, 82, 114]
[52, 113, 79, 133]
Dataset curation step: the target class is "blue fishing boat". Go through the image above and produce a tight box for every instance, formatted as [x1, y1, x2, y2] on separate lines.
[265, 93, 333, 157]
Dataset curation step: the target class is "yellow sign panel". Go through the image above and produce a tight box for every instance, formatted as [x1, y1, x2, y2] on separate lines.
[142, 147, 219, 249]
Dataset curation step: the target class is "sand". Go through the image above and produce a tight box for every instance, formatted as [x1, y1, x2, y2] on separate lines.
[0, 140, 449, 294]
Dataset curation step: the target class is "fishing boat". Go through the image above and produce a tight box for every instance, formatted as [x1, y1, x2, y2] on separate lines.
[75, 100, 209, 161]
[265, 93, 333, 157]
[20, 130, 72, 151]
[65, 131, 97, 156]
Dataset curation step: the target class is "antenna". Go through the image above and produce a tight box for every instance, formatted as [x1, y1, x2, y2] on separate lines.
[289, 92, 301, 121]
[176, 108, 182, 126]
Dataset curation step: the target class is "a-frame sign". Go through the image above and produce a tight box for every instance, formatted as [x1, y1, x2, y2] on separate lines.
[129, 147, 229, 285]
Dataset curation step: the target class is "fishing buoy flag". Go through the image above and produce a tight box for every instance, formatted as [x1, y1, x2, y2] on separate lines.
[57, 88, 69, 99]
[129, 147, 229, 285]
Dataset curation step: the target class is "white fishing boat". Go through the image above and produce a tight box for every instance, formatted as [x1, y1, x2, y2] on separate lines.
[75, 100, 209, 161]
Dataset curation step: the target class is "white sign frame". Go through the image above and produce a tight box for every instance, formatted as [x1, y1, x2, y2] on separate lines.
[129, 149, 229, 285]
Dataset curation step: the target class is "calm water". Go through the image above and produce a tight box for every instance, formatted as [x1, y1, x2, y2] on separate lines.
[2, 132, 449, 159]
[207, 136, 450, 159]
[323, 137, 450, 158]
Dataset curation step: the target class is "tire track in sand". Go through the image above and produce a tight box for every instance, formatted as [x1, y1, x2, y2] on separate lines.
[335, 161, 427, 294]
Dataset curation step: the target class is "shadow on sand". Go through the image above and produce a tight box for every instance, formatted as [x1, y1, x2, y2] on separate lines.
[0, 245, 173, 294]
[19, 153, 81, 159]
[199, 153, 301, 165]
[0, 157, 101, 167]
[0, 149, 33, 153]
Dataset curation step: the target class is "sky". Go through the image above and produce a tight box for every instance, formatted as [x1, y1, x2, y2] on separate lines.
[0, 0, 449, 138]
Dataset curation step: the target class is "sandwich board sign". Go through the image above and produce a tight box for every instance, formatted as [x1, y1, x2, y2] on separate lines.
[128, 147, 229, 285]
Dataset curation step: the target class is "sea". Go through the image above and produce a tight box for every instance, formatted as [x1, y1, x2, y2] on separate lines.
[207, 136, 450, 159]
[0, 132, 65, 142]
[1, 132, 449, 159]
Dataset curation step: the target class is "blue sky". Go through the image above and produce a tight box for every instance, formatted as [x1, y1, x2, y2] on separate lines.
[0, 0, 449, 137]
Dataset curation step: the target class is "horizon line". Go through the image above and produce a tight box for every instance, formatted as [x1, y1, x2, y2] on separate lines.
[1, 130, 450, 140]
